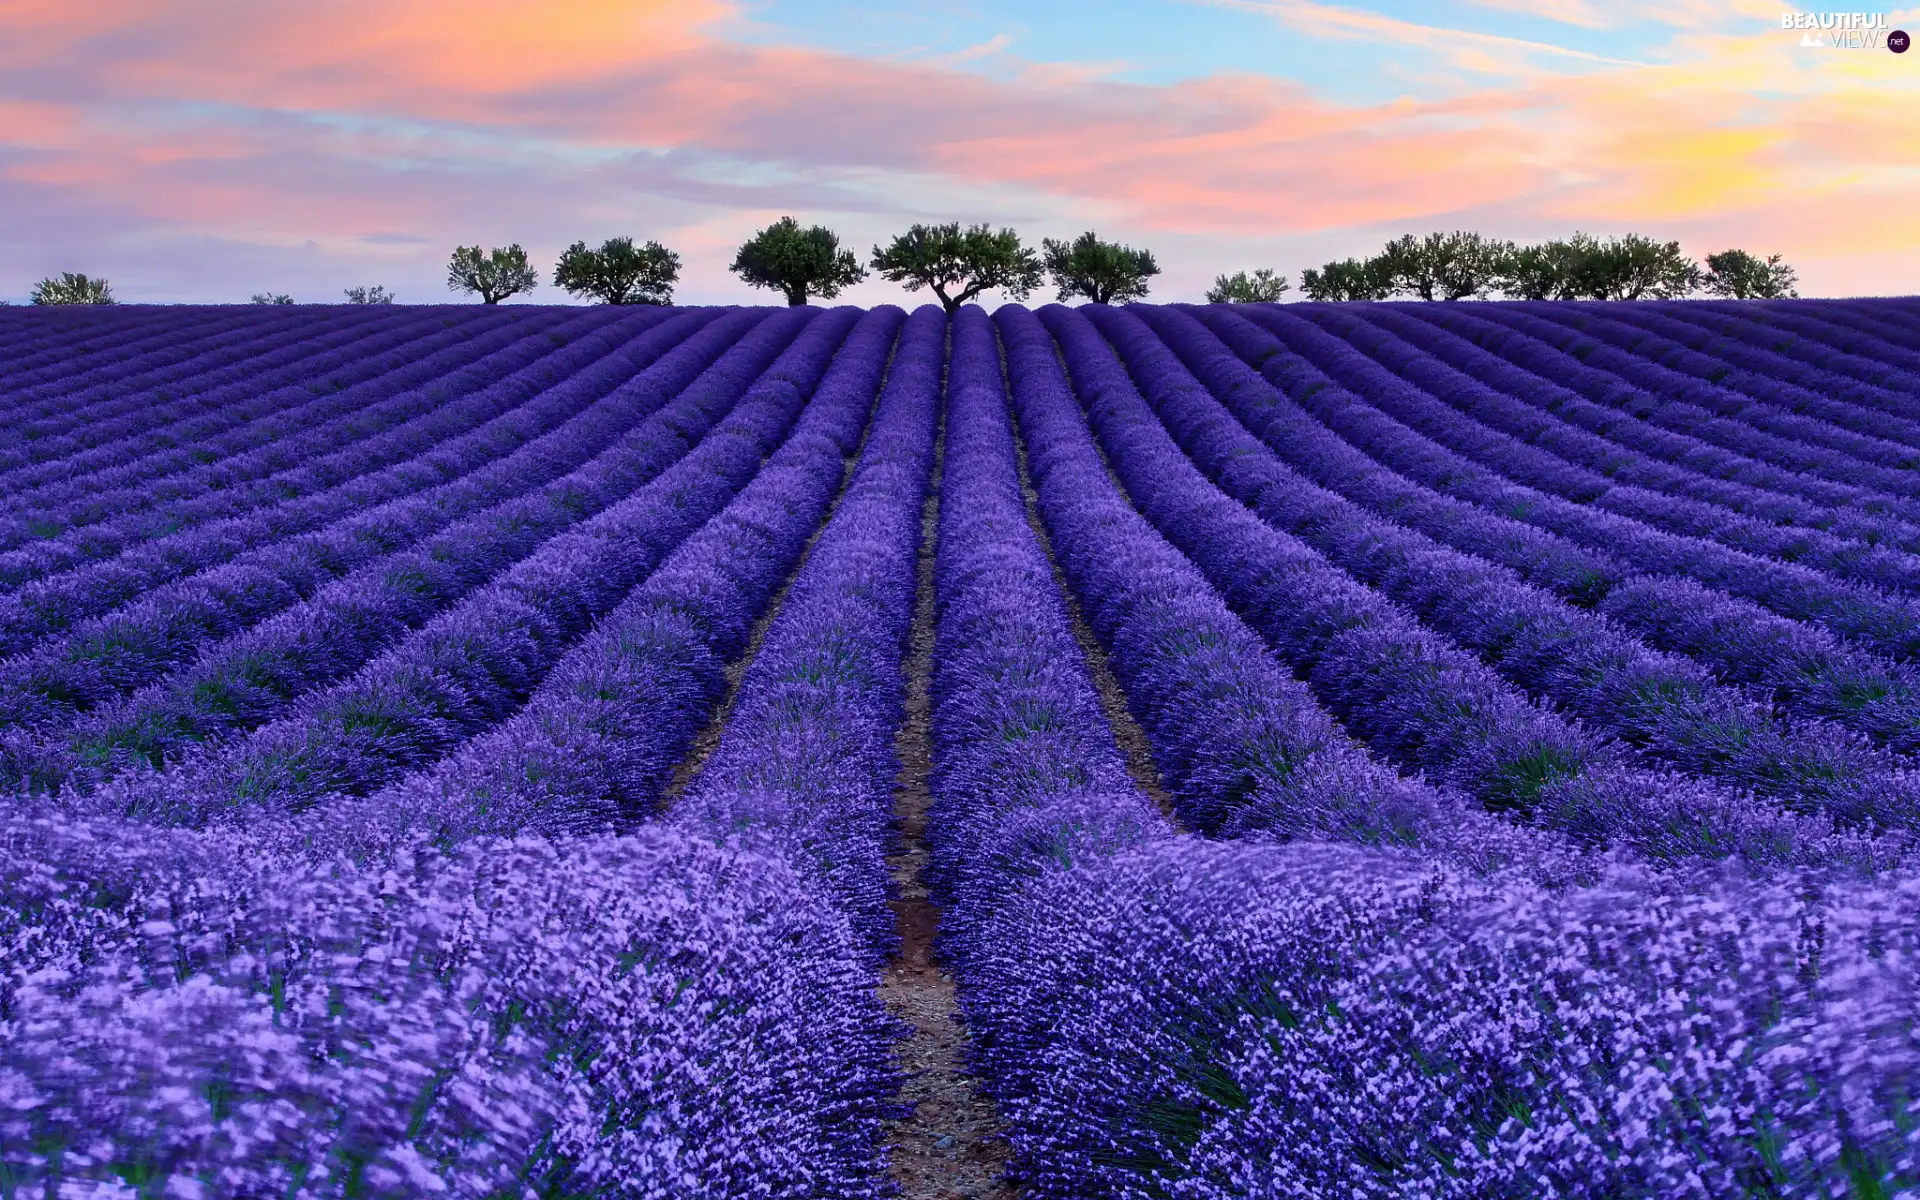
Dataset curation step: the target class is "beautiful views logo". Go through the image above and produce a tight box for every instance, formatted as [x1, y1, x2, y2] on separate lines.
[1781, 10, 1908, 48]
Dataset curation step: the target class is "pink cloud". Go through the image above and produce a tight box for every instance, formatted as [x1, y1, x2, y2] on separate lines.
[0, 0, 1915, 300]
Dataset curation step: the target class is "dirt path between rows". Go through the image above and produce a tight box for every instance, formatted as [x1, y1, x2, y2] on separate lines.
[881, 409, 1017, 1200]
[1008, 402, 1178, 821]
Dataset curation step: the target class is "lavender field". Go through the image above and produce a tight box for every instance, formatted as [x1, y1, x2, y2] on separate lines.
[4, 296, 1920, 1197]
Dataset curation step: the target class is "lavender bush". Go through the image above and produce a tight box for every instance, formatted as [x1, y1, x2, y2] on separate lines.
[6, 300, 1920, 1198]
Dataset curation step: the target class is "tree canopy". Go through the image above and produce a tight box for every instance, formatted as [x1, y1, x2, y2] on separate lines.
[343, 286, 396, 305]
[447, 245, 537, 305]
[554, 237, 681, 305]
[31, 274, 115, 305]
[870, 223, 1041, 312]
[1493, 240, 1590, 301]
[250, 292, 294, 305]
[1569, 233, 1699, 300]
[1376, 232, 1506, 301]
[731, 217, 866, 306]
[1300, 258, 1393, 302]
[1293, 231, 1780, 305]
[1041, 231, 1159, 305]
[1206, 269, 1290, 304]
[1703, 249, 1799, 300]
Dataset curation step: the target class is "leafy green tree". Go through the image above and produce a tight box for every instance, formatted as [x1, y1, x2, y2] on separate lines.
[447, 245, 538, 304]
[731, 217, 866, 306]
[1493, 233, 1698, 301]
[31, 274, 115, 305]
[870, 222, 1041, 312]
[1041, 231, 1159, 305]
[1300, 258, 1393, 302]
[553, 237, 681, 305]
[1570, 233, 1699, 300]
[1376, 232, 1508, 301]
[1494, 238, 1590, 300]
[343, 285, 396, 305]
[1206, 268, 1289, 303]
[1702, 249, 1798, 299]
[250, 292, 294, 305]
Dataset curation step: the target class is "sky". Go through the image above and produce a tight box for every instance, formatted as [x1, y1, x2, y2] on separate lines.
[1, 0, 1916, 304]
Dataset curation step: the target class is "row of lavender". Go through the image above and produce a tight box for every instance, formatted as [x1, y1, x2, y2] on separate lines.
[1, 305, 924, 1194]
[924, 300, 1920, 1198]
[4, 297, 1920, 1194]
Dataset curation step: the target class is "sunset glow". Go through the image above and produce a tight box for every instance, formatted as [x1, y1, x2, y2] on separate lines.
[2, 0, 1914, 302]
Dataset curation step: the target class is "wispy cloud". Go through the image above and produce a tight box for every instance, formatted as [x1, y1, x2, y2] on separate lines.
[1194, 0, 1649, 73]
[0, 0, 1914, 303]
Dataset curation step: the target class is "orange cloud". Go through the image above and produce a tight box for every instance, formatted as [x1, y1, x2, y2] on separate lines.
[1, 0, 1916, 299]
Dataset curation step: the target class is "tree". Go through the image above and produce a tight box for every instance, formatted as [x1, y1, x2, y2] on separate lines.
[1300, 258, 1393, 302]
[1702, 250, 1798, 299]
[1570, 233, 1699, 300]
[1494, 238, 1590, 301]
[553, 237, 681, 305]
[1206, 269, 1290, 304]
[343, 285, 397, 305]
[870, 222, 1041, 312]
[731, 217, 866, 306]
[250, 292, 294, 305]
[1376, 232, 1507, 301]
[447, 245, 538, 304]
[1041, 231, 1160, 305]
[31, 273, 115, 305]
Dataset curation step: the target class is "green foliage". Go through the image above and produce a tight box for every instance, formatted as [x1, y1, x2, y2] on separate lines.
[1298, 230, 1707, 304]
[1041, 231, 1160, 305]
[1300, 258, 1393, 302]
[343, 285, 396, 305]
[553, 237, 681, 305]
[446, 244, 538, 305]
[1205, 268, 1290, 304]
[1567, 232, 1700, 300]
[1493, 239, 1592, 301]
[731, 216, 866, 306]
[870, 222, 1041, 312]
[250, 293, 294, 305]
[1376, 231, 1508, 301]
[30, 273, 115, 306]
[1703, 249, 1799, 299]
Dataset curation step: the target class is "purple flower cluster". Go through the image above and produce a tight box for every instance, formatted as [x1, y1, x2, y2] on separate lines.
[0, 309, 755, 793]
[975, 840, 1920, 1198]
[1145, 303, 1920, 836]
[1391, 300, 1920, 529]
[0, 309, 510, 518]
[0, 308, 394, 468]
[0, 308, 501, 522]
[668, 304, 946, 960]
[0, 306, 911, 1197]
[998, 304, 1576, 873]
[0, 312, 610, 591]
[1527, 301, 1920, 457]
[83, 306, 833, 824]
[1703, 298, 1920, 380]
[321, 306, 905, 852]
[1, 810, 897, 1197]
[1292, 303, 1920, 597]
[1218, 304, 1920, 753]
[1217, 303, 1920, 667]
[0, 309, 662, 652]
[1469, 304, 1920, 505]
[9, 299, 1920, 1195]
[923, 303, 1175, 959]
